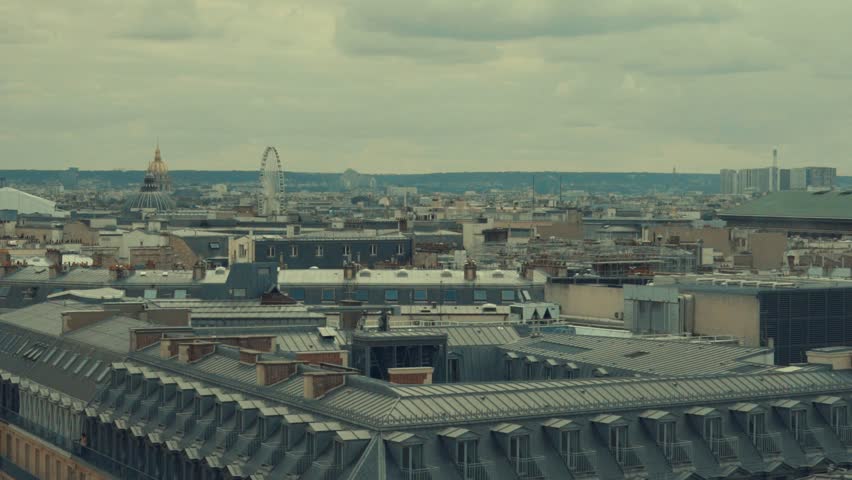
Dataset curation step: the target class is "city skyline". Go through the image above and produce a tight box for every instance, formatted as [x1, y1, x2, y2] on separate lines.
[3, 1, 852, 174]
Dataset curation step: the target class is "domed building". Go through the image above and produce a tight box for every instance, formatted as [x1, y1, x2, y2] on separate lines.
[125, 144, 176, 212]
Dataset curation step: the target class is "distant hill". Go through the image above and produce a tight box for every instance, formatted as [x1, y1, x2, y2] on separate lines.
[0, 169, 849, 194]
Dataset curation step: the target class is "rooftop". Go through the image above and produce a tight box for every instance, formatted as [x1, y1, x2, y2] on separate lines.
[721, 190, 852, 221]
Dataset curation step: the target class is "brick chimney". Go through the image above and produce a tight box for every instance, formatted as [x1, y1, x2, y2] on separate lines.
[295, 350, 349, 367]
[256, 360, 303, 386]
[240, 349, 262, 365]
[388, 367, 434, 385]
[464, 259, 477, 281]
[303, 371, 355, 400]
[46, 249, 63, 270]
[178, 342, 217, 363]
[192, 261, 207, 281]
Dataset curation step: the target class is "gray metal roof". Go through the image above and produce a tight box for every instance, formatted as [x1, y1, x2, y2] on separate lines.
[0, 299, 95, 336]
[64, 315, 150, 353]
[500, 332, 774, 376]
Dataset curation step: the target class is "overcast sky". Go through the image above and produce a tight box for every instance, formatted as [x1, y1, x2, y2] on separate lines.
[2, 1, 851, 173]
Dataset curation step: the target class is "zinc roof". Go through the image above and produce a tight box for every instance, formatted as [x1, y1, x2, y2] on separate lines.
[501, 333, 773, 376]
[721, 190, 852, 221]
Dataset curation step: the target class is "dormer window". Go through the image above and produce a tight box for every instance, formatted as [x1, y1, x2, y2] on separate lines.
[832, 405, 848, 430]
[401, 444, 423, 472]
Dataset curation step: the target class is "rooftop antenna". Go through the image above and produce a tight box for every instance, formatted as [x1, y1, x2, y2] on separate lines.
[772, 148, 778, 168]
[531, 175, 536, 222]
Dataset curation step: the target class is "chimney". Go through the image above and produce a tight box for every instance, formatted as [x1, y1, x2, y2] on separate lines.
[239, 349, 262, 365]
[178, 341, 217, 363]
[256, 360, 302, 386]
[48, 264, 59, 280]
[0, 249, 11, 266]
[303, 371, 355, 400]
[192, 261, 207, 281]
[464, 259, 477, 281]
[338, 300, 363, 330]
[388, 367, 433, 385]
[343, 262, 358, 281]
[46, 249, 63, 270]
[295, 350, 348, 367]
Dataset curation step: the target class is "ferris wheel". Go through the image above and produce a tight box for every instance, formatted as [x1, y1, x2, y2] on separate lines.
[258, 146, 285, 216]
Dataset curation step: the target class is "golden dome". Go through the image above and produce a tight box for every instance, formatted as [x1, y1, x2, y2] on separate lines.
[147, 145, 169, 175]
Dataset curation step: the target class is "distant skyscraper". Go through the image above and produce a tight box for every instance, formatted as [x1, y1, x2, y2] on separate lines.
[790, 167, 837, 190]
[719, 169, 737, 194]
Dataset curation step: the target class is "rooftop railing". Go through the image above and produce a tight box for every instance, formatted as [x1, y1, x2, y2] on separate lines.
[509, 456, 545, 480]
[455, 460, 493, 480]
[709, 436, 738, 462]
[72, 441, 160, 480]
[0, 456, 40, 480]
[751, 433, 782, 458]
[561, 450, 596, 476]
[834, 425, 852, 446]
[660, 440, 692, 466]
[613, 446, 644, 471]
[401, 466, 440, 480]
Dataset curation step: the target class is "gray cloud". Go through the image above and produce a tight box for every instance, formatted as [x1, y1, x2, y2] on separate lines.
[0, 0, 851, 174]
[341, 0, 738, 42]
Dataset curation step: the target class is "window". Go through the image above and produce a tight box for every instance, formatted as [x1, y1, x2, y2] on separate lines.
[384, 289, 399, 302]
[316, 245, 324, 257]
[343, 245, 352, 256]
[306, 432, 317, 458]
[266, 246, 276, 258]
[402, 444, 424, 471]
[543, 366, 552, 380]
[505, 359, 513, 380]
[832, 406, 848, 431]
[396, 244, 405, 255]
[657, 421, 677, 458]
[289, 288, 305, 301]
[560, 430, 580, 458]
[456, 439, 479, 472]
[174, 290, 187, 299]
[473, 290, 487, 303]
[448, 357, 461, 383]
[791, 409, 807, 441]
[354, 290, 369, 302]
[444, 289, 457, 303]
[231, 288, 247, 298]
[414, 289, 428, 302]
[258, 267, 271, 276]
[208, 242, 220, 249]
[333, 440, 345, 467]
[748, 413, 766, 441]
[291, 246, 299, 257]
[609, 426, 628, 463]
[238, 244, 247, 258]
[509, 435, 532, 475]
[501, 290, 515, 302]
[525, 362, 535, 379]
[704, 416, 722, 441]
[322, 288, 335, 302]
[370, 244, 378, 256]
[144, 289, 158, 299]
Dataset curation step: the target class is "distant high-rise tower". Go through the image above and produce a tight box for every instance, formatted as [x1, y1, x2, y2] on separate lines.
[258, 146, 285, 217]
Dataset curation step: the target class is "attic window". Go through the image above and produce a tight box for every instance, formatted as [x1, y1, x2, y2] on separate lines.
[624, 351, 650, 359]
[208, 242, 221, 249]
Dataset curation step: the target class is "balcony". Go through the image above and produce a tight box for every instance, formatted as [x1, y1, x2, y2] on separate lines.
[561, 450, 596, 477]
[455, 460, 493, 480]
[509, 456, 545, 480]
[834, 425, 852, 446]
[613, 446, 644, 472]
[401, 466, 439, 480]
[660, 441, 692, 467]
[751, 433, 782, 458]
[312, 460, 342, 480]
[709, 436, 739, 462]
[796, 428, 823, 452]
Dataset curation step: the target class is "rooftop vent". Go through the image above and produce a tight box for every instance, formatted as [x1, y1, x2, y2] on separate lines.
[215, 266, 226, 275]
[624, 351, 650, 359]
[396, 269, 408, 278]
[441, 269, 452, 278]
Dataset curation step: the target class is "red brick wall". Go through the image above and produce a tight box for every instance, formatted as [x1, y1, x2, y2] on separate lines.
[389, 372, 429, 384]
[295, 351, 346, 366]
